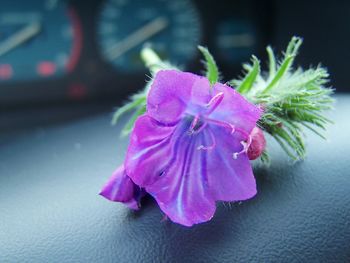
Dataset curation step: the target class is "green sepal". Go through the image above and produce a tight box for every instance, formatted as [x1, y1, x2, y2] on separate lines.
[111, 94, 146, 126]
[262, 36, 303, 94]
[198, 45, 219, 85]
[120, 105, 146, 137]
[234, 55, 260, 94]
[233, 36, 334, 161]
[266, 46, 276, 78]
[259, 150, 270, 165]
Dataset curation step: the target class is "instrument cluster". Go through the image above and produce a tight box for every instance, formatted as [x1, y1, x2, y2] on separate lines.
[0, 0, 270, 106]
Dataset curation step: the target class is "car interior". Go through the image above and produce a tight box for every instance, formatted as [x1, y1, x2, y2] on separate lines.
[1, 0, 349, 262]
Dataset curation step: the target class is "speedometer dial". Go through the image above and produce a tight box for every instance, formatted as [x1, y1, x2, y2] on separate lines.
[97, 0, 201, 72]
[0, 0, 81, 82]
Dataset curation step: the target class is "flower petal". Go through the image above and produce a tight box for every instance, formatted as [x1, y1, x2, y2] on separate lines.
[147, 70, 211, 124]
[145, 134, 216, 226]
[126, 116, 215, 226]
[99, 165, 140, 210]
[209, 82, 262, 132]
[205, 124, 257, 201]
[125, 114, 176, 187]
[125, 115, 257, 226]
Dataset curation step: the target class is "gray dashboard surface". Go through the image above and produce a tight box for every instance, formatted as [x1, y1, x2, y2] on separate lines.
[0, 96, 349, 262]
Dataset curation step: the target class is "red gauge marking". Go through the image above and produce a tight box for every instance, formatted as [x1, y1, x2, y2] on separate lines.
[37, 61, 56, 76]
[66, 8, 83, 72]
[0, 64, 13, 80]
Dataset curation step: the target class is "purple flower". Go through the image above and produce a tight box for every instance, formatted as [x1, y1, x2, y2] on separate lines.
[99, 165, 142, 210]
[122, 70, 262, 226]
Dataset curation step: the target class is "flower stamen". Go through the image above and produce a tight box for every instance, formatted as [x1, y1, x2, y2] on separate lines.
[188, 115, 200, 134]
[205, 118, 235, 134]
[203, 118, 254, 158]
[206, 92, 224, 115]
[232, 135, 252, 159]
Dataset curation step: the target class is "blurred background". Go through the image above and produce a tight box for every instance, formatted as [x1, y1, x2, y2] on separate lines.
[0, 0, 348, 122]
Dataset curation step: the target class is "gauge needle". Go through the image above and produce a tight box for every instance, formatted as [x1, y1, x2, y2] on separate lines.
[107, 17, 168, 60]
[0, 21, 42, 57]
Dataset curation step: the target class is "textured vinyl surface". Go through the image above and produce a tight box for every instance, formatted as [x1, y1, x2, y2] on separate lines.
[0, 96, 349, 263]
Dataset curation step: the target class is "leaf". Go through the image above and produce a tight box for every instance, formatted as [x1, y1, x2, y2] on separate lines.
[301, 123, 327, 140]
[273, 135, 299, 161]
[262, 55, 295, 94]
[262, 37, 303, 94]
[260, 150, 270, 165]
[111, 96, 146, 125]
[236, 56, 260, 94]
[227, 36, 333, 161]
[198, 45, 219, 85]
[285, 36, 303, 57]
[266, 46, 276, 79]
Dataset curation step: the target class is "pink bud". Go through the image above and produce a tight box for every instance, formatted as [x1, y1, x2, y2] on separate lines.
[247, 127, 266, 160]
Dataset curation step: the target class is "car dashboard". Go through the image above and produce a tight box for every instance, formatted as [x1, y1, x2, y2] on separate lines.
[0, 0, 271, 106]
